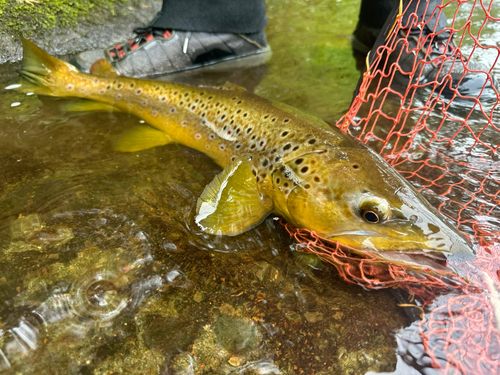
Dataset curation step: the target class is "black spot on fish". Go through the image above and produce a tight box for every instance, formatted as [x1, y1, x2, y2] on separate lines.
[173, 91, 178, 95]
[264, 114, 269, 119]
[200, 92, 204, 96]
[276, 178, 280, 184]
[261, 173, 267, 178]
[295, 158, 303, 165]
[314, 176, 320, 182]
[252, 170, 257, 176]
[272, 118, 276, 122]
[251, 144, 256, 149]
[275, 157, 280, 162]
[246, 128, 253, 134]
[235, 144, 242, 150]
[180, 101, 184, 106]
[235, 127, 240, 133]
[237, 109, 242, 114]
[237, 100, 242, 104]
[293, 146, 299, 151]
[285, 189, 290, 194]
[243, 113, 248, 117]
[251, 135, 256, 140]
[117, 83, 122, 89]
[304, 184, 310, 189]
[256, 176, 260, 182]
[221, 114, 226, 120]
[271, 149, 276, 154]
[260, 141, 265, 147]
[184, 93, 189, 97]
[263, 159, 269, 167]
[284, 119, 289, 123]
[284, 182, 289, 187]
[282, 131, 289, 137]
[301, 166, 309, 173]
[309, 139, 316, 144]
[130, 83, 134, 88]
[353, 165, 359, 169]
[283, 144, 291, 151]
[106, 85, 111, 90]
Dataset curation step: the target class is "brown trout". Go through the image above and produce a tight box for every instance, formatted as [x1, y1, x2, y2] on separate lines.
[17, 39, 475, 268]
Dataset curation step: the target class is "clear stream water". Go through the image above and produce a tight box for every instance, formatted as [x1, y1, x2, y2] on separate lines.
[0, 0, 498, 374]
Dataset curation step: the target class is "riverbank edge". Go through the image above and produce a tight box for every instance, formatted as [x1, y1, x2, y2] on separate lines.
[0, 0, 161, 64]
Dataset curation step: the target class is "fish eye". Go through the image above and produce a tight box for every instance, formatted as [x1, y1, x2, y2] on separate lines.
[358, 196, 390, 224]
[361, 209, 380, 223]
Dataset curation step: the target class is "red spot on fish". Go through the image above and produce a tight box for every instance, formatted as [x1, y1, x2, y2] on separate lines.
[99, 89, 105, 94]
[181, 121, 188, 126]
[191, 105, 196, 110]
[160, 97, 167, 102]
[115, 93, 123, 100]
[142, 101, 148, 106]
[79, 87, 86, 92]
[169, 108, 176, 114]
[227, 131, 232, 135]
[66, 84, 74, 90]
[152, 110, 158, 116]
[219, 144, 226, 150]
[195, 134, 201, 139]
[209, 134, 215, 140]
[136, 89, 142, 95]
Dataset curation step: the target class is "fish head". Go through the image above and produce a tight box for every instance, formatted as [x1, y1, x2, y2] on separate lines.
[277, 146, 476, 268]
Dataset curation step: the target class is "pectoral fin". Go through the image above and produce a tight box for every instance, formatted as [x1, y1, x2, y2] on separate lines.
[114, 125, 173, 152]
[195, 157, 273, 235]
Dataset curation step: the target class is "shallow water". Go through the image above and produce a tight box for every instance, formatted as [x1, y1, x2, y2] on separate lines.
[0, 0, 499, 374]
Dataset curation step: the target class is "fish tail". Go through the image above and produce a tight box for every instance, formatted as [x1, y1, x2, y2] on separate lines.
[18, 38, 77, 96]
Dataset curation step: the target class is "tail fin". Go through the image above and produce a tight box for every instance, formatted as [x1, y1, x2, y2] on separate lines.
[18, 38, 76, 96]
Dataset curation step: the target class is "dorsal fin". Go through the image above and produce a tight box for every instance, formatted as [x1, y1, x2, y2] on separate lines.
[90, 59, 120, 77]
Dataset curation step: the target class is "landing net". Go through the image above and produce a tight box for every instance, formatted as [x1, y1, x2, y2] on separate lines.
[287, 0, 500, 373]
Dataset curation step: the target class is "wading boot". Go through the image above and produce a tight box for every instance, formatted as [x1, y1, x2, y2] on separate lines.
[71, 28, 272, 78]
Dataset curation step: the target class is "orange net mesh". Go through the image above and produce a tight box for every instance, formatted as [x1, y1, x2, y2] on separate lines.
[286, 0, 500, 373]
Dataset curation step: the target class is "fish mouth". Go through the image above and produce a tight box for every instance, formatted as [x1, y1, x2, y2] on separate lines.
[373, 250, 449, 272]
[327, 232, 475, 273]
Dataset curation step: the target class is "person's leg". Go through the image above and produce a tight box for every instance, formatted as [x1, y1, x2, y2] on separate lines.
[352, 0, 495, 95]
[351, 0, 396, 70]
[352, 0, 447, 70]
[148, 0, 267, 33]
[72, 0, 270, 78]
